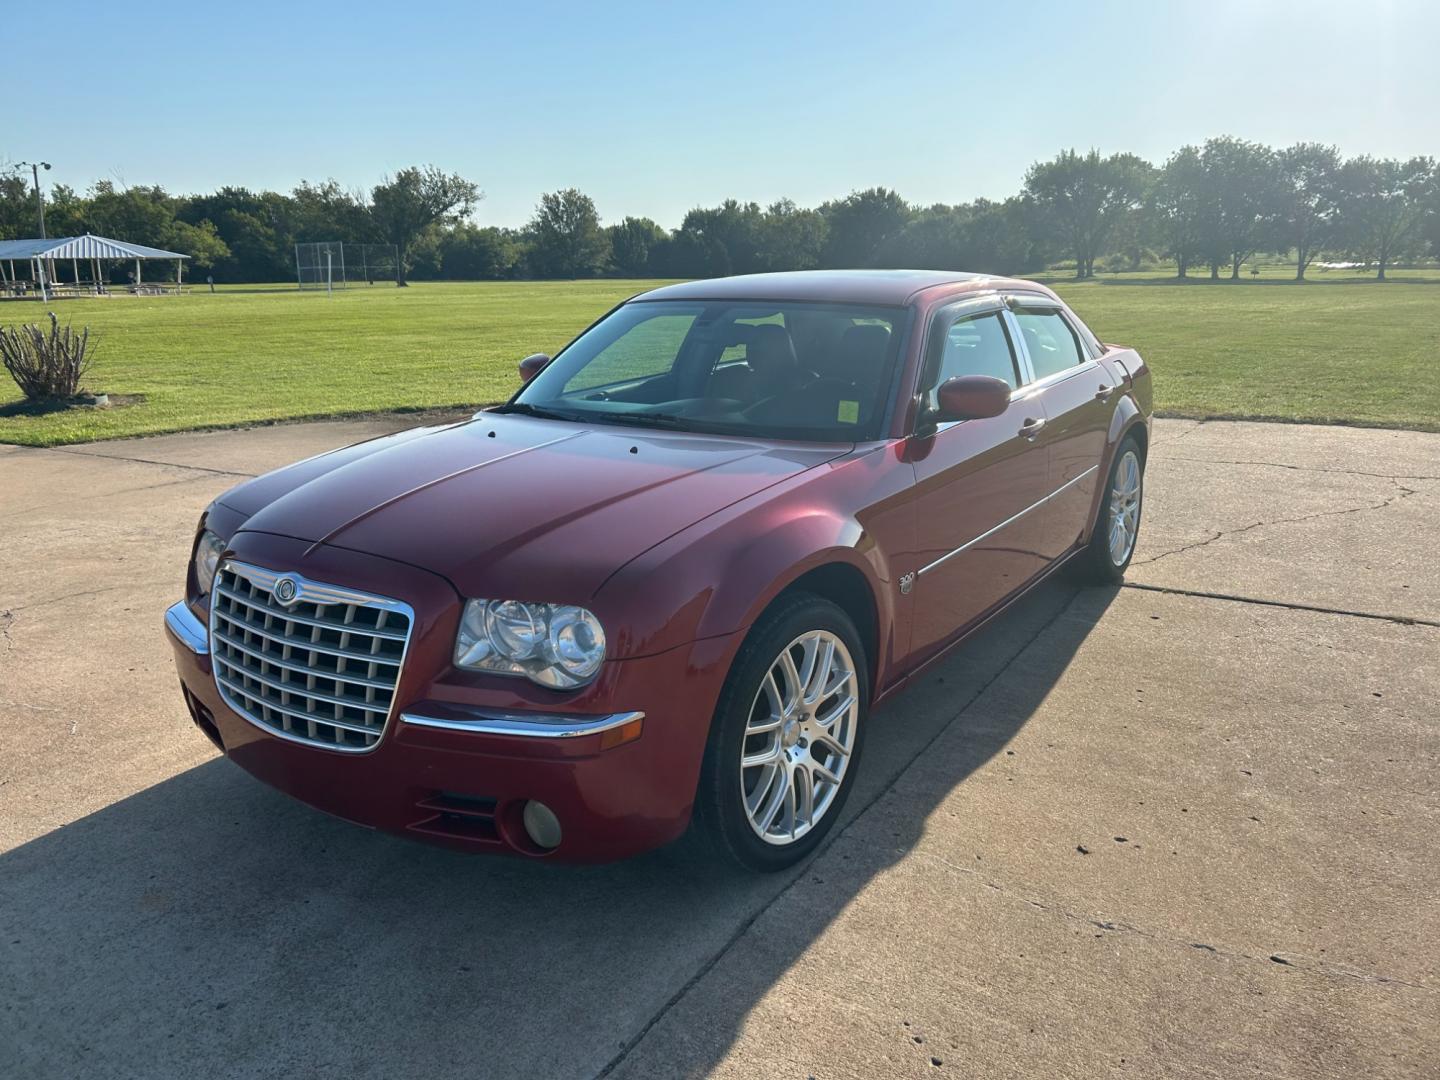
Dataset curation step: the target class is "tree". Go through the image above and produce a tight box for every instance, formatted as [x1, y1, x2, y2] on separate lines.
[0, 171, 39, 239]
[84, 182, 176, 246]
[754, 199, 827, 272]
[440, 224, 523, 279]
[1275, 143, 1341, 280]
[675, 200, 764, 277]
[1150, 146, 1214, 278]
[368, 167, 480, 285]
[525, 188, 610, 278]
[1022, 150, 1153, 278]
[1200, 137, 1282, 279]
[607, 216, 666, 276]
[164, 219, 228, 270]
[77, 181, 230, 276]
[872, 203, 970, 269]
[1335, 156, 1437, 279]
[292, 180, 371, 245]
[967, 198, 1042, 275]
[1426, 177, 1440, 261]
[178, 187, 296, 282]
[818, 187, 911, 268]
[646, 229, 715, 279]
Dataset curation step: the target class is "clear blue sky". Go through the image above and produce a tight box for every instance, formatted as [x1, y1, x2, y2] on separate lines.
[6, 0, 1437, 228]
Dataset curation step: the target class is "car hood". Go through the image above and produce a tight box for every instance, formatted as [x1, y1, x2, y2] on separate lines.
[222, 414, 850, 601]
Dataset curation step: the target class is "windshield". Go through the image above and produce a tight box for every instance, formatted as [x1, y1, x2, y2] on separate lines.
[509, 300, 908, 441]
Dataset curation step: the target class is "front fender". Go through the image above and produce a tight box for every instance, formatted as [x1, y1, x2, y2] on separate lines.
[591, 443, 913, 664]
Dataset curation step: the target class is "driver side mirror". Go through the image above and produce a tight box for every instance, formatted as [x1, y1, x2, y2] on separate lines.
[518, 353, 551, 383]
[933, 375, 1012, 422]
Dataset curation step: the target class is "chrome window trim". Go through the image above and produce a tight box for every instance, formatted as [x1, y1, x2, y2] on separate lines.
[208, 559, 417, 755]
[917, 464, 1099, 577]
[1002, 307, 1038, 386]
[400, 709, 645, 739]
[164, 600, 209, 655]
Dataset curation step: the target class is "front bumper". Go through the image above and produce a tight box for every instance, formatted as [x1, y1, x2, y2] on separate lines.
[165, 592, 739, 863]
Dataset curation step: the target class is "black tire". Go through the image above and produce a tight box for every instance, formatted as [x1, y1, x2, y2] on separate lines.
[691, 593, 869, 872]
[1072, 435, 1145, 584]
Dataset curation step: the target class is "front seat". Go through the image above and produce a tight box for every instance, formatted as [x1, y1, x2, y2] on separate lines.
[745, 324, 808, 396]
[809, 324, 891, 411]
[707, 323, 807, 403]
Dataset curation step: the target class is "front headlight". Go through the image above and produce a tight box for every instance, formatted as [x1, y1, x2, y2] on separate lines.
[455, 599, 607, 689]
[193, 529, 226, 597]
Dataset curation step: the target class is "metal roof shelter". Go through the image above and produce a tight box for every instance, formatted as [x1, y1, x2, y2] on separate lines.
[0, 233, 189, 300]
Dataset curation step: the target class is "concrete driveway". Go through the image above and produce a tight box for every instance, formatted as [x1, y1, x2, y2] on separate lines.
[1, 417, 1436, 1079]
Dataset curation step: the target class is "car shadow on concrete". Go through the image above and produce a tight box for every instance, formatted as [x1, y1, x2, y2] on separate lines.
[0, 579, 1114, 1080]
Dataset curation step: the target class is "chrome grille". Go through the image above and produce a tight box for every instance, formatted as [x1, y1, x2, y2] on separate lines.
[209, 561, 414, 752]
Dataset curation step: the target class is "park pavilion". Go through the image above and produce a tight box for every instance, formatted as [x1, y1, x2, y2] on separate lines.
[0, 234, 189, 299]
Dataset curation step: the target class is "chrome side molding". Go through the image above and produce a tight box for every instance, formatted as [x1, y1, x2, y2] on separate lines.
[918, 464, 1099, 576]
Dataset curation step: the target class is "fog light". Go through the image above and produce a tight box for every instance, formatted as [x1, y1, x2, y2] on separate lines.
[522, 800, 562, 850]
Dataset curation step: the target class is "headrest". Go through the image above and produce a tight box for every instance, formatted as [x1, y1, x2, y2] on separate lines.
[829, 324, 891, 383]
[746, 324, 799, 378]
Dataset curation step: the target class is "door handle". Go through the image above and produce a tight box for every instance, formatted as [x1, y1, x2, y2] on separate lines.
[1019, 417, 1046, 440]
[1095, 383, 1114, 400]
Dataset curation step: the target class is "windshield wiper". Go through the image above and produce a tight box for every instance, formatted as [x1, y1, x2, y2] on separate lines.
[491, 402, 579, 422]
[582, 412, 693, 430]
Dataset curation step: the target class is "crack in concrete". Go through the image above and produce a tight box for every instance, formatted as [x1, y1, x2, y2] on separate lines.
[1164, 456, 1440, 482]
[19, 444, 257, 479]
[1120, 582, 1440, 629]
[6, 586, 129, 614]
[593, 591, 1088, 1079]
[1134, 480, 1420, 568]
[913, 850, 1433, 993]
[0, 473, 224, 522]
[1152, 419, 1207, 447]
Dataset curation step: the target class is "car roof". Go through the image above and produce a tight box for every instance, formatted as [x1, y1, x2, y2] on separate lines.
[632, 269, 1050, 307]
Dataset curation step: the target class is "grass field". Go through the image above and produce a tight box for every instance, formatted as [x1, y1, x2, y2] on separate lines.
[1, 274, 1437, 446]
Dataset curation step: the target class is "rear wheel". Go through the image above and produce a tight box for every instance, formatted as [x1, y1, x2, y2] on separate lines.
[1072, 436, 1144, 584]
[692, 595, 867, 872]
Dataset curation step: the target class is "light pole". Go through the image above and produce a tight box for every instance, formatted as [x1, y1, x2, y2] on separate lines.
[14, 161, 52, 301]
[16, 161, 51, 239]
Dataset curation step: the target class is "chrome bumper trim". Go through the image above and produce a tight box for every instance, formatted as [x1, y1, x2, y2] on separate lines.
[164, 601, 209, 655]
[400, 709, 645, 739]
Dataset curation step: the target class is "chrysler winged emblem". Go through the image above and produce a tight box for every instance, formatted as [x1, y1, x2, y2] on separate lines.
[273, 576, 299, 605]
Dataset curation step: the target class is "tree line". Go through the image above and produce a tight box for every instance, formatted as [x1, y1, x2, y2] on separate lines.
[3, 137, 1436, 284]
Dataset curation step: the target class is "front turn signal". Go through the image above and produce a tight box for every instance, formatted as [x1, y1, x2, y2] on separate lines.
[599, 716, 644, 752]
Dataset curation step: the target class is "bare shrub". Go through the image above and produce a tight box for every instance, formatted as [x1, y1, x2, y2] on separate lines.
[0, 312, 95, 401]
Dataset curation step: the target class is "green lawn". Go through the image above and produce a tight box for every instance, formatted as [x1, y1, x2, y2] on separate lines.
[1046, 277, 1440, 430]
[1, 275, 1436, 446]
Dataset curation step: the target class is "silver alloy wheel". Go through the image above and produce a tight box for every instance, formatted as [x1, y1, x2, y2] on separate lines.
[1108, 449, 1142, 566]
[740, 629, 860, 846]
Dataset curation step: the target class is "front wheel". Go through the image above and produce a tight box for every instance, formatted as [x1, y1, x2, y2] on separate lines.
[1072, 435, 1145, 584]
[691, 595, 868, 872]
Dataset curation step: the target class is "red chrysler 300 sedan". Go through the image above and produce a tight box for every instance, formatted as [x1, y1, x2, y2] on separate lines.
[165, 270, 1151, 870]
